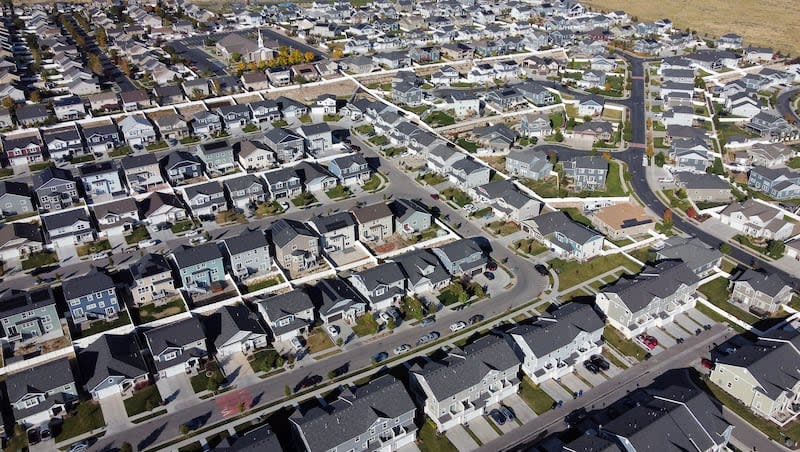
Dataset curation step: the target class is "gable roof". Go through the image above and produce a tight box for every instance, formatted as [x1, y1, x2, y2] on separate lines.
[223, 229, 268, 255]
[62, 269, 114, 300]
[172, 243, 223, 268]
[271, 218, 317, 247]
[733, 269, 789, 297]
[602, 261, 699, 312]
[532, 211, 601, 244]
[510, 303, 604, 357]
[144, 316, 206, 354]
[204, 304, 266, 350]
[79, 333, 148, 390]
[351, 202, 392, 224]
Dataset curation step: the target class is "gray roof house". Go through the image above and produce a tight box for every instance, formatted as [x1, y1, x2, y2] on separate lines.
[5, 357, 78, 427]
[351, 202, 394, 243]
[731, 269, 793, 315]
[197, 140, 237, 176]
[656, 236, 722, 277]
[0, 222, 44, 263]
[204, 304, 269, 357]
[348, 262, 406, 311]
[449, 158, 491, 189]
[254, 289, 315, 342]
[271, 218, 321, 277]
[297, 122, 333, 155]
[676, 172, 734, 203]
[264, 127, 305, 163]
[315, 278, 367, 324]
[121, 153, 167, 193]
[390, 199, 432, 235]
[42, 208, 96, 246]
[563, 156, 608, 191]
[294, 161, 338, 193]
[184, 181, 228, 217]
[524, 211, 604, 261]
[394, 249, 450, 294]
[223, 174, 268, 210]
[309, 212, 358, 253]
[78, 333, 149, 399]
[0, 181, 34, 219]
[432, 238, 488, 277]
[235, 139, 276, 171]
[33, 166, 79, 212]
[143, 317, 208, 378]
[328, 154, 371, 186]
[475, 180, 542, 222]
[222, 229, 272, 280]
[262, 167, 303, 199]
[161, 151, 203, 186]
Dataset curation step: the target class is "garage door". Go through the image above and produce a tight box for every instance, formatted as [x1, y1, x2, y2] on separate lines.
[94, 384, 120, 399]
[218, 343, 241, 357]
[162, 364, 186, 379]
[326, 313, 343, 323]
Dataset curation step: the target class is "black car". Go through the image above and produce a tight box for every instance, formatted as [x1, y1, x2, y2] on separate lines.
[499, 405, 515, 421]
[331, 363, 349, 377]
[590, 355, 610, 371]
[483, 271, 495, 280]
[583, 360, 600, 374]
[295, 375, 323, 392]
[534, 264, 549, 276]
[468, 314, 484, 325]
[488, 408, 507, 425]
[372, 352, 389, 363]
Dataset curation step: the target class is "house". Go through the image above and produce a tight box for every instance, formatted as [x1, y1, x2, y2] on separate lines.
[471, 124, 517, 153]
[42, 126, 85, 162]
[291, 63, 320, 83]
[291, 375, 417, 452]
[235, 140, 275, 171]
[310, 212, 358, 253]
[520, 114, 553, 138]
[486, 88, 527, 112]
[78, 333, 149, 399]
[171, 243, 226, 291]
[120, 90, 154, 112]
[241, 72, 270, 91]
[672, 139, 712, 173]
[473, 180, 541, 222]
[3, 132, 44, 166]
[720, 199, 795, 241]
[0, 222, 44, 263]
[206, 303, 269, 357]
[295, 161, 338, 193]
[508, 303, 604, 384]
[216, 104, 252, 131]
[596, 261, 699, 339]
[0, 287, 62, 353]
[92, 198, 140, 236]
[432, 238, 488, 277]
[5, 358, 78, 428]
[87, 92, 120, 113]
[224, 175, 267, 210]
[222, 229, 271, 280]
[506, 149, 553, 180]
[118, 115, 157, 147]
[197, 140, 237, 175]
[590, 202, 655, 240]
[576, 95, 604, 116]
[650, 237, 722, 279]
[121, 153, 165, 194]
[710, 332, 800, 423]
[144, 317, 207, 379]
[394, 249, 450, 294]
[428, 145, 467, 174]
[248, 100, 280, 124]
[139, 191, 189, 227]
[81, 122, 122, 156]
[184, 181, 228, 217]
[15, 104, 50, 127]
[442, 91, 480, 119]
[717, 33, 743, 50]
[676, 173, 734, 203]
[154, 85, 185, 105]
[748, 142, 794, 168]
[392, 81, 423, 106]
[351, 202, 393, 243]
[348, 262, 406, 312]
[267, 68, 292, 87]
[748, 167, 800, 201]
[409, 335, 520, 432]
[264, 127, 305, 163]
[62, 269, 121, 325]
[263, 167, 303, 199]
[0, 181, 34, 219]
[563, 156, 608, 191]
[315, 278, 367, 324]
[277, 96, 308, 119]
[390, 199, 432, 235]
[450, 159, 491, 189]
[255, 289, 315, 343]
[161, 151, 203, 186]
[190, 110, 222, 137]
[523, 211, 604, 261]
[271, 218, 321, 276]
[78, 161, 125, 201]
[128, 253, 178, 307]
[730, 269, 793, 315]
[42, 208, 95, 248]
[573, 121, 614, 143]
[296, 123, 333, 155]
[152, 113, 189, 141]
[329, 154, 371, 186]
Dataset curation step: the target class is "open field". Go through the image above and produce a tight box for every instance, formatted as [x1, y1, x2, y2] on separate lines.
[583, 0, 800, 56]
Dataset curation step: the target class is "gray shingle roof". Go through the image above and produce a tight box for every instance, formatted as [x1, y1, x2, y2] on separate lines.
[223, 229, 268, 255]
[316, 278, 364, 317]
[129, 253, 171, 280]
[62, 269, 114, 301]
[204, 304, 266, 350]
[271, 218, 317, 248]
[351, 202, 392, 224]
[656, 236, 721, 275]
[733, 269, 789, 297]
[256, 288, 314, 320]
[435, 237, 484, 264]
[510, 303, 603, 357]
[310, 212, 356, 233]
[79, 333, 148, 390]
[394, 248, 449, 287]
[532, 211, 600, 244]
[6, 357, 74, 420]
[717, 335, 800, 399]
[144, 316, 206, 355]
[602, 261, 699, 312]
[172, 243, 223, 269]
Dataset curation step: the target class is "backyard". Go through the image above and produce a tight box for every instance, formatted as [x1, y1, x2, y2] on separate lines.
[456, 138, 478, 153]
[136, 298, 186, 324]
[550, 254, 641, 290]
[417, 172, 447, 186]
[424, 111, 456, 127]
[486, 220, 520, 236]
[698, 278, 760, 325]
[74, 311, 132, 339]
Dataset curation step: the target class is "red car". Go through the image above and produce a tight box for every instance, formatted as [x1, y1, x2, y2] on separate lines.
[430, 194, 440, 200]
[636, 334, 658, 350]
[701, 358, 715, 369]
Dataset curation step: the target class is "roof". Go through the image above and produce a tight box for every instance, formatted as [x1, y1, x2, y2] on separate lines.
[351, 202, 392, 224]
[224, 174, 265, 194]
[144, 316, 206, 355]
[394, 248, 449, 287]
[0, 180, 31, 198]
[717, 335, 800, 399]
[351, 261, 406, 292]
[316, 278, 364, 317]
[121, 152, 158, 169]
[271, 218, 317, 248]
[568, 155, 607, 170]
[79, 333, 148, 390]
[310, 212, 356, 234]
[298, 122, 332, 137]
[205, 304, 266, 350]
[62, 269, 114, 300]
[0, 222, 42, 247]
[677, 173, 731, 190]
[435, 237, 484, 263]
[32, 166, 74, 189]
[602, 261, 699, 312]
[0, 287, 56, 319]
[223, 229, 268, 255]
[510, 303, 604, 358]
[140, 191, 185, 217]
[733, 269, 789, 297]
[172, 243, 223, 268]
[532, 211, 601, 244]
[129, 253, 171, 280]
[6, 358, 74, 420]
[656, 237, 722, 274]
[593, 202, 654, 231]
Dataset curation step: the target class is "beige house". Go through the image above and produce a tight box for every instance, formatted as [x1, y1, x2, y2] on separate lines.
[351, 202, 394, 243]
[590, 202, 655, 240]
[271, 219, 321, 277]
[710, 334, 800, 424]
[128, 253, 179, 307]
[730, 269, 794, 315]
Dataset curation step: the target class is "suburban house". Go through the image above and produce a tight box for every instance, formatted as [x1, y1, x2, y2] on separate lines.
[184, 181, 228, 217]
[315, 278, 368, 324]
[390, 199, 432, 235]
[671, 139, 712, 173]
[563, 156, 608, 191]
[5, 358, 78, 428]
[297, 123, 334, 155]
[61, 269, 121, 326]
[748, 167, 800, 201]
[128, 253, 179, 307]
[235, 140, 276, 171]
[216, 104, 253, 131]
[205, 304, 269, 357]
[81, 122, 122, 156]
[139, 191, 189, 227]
[351, 202, 394, 243]
[505, 149, 553, 180]
[409, 335, 520, 432]
[348, 262, 406, 311]
[271, 218, 321, 276]
[328, 154, 372, 186]
[473, 180, 541, 222]
[428, 145, 467, 175]
[449, 158, 491, 189]
[78, 333, 149, 399]
[0, 181, 34, 219]
[143, 317, 208, 379]
[524, 211, 604, 261]
[394, 249, 450, 294]
[197, 140, 237, 176]
[520, 114, 554, 138]
[676, 173, 734, 203]
[121, 153, 166, 194]
[748, 142, 794, 168]
[152, 113, 189, 141]
[508, 303, 604, 383]
[171, 243, 227, 292]
[3, 133, 44, 166]
[264, 127, 305, 163]
[432, 238, 488, 277]
[730, 269, 793, 315]
[78, 161, 126, 202]
[295, 161, 338, 193]
[118, 115, 157, 147]
[161, 151, 204, 186]
[42, 126, 86, 162]
[656, 236, 723, 277]
[255, 289, 315, 343]
[589, 202, 654, 240]
[42, 208, 96, 249]
[224, 175, 268, 210]
[290, 375, 417, 452]
[33, 167, 79, 212]
[0, 223, 44, 267]
[596, 261, 700, 339]
[263, 167, 303, 199]
[190, 110, 223, 137]
[248, 99, 280, 123]
[573, 121, 614, 143]
[719, 200, 794, 241]
[92, 198, 140, 237]
[0, 287, 62, 353]
[222, 229, 272, 280]
[310, 212, 358, 253]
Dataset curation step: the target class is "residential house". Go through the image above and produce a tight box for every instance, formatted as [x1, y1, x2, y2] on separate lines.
[217, 104, 252, 131]
[329, 154, 371, 186]
[472, 124, 517, 153]
[310, 212, 358, 253]
[224, 175, 267, 210]
[78, 161, 125, 201]
[295, 161, 338, 193]
[720, 200, 794, 241]
[271, 218, 321, 275]
[42, 126, 85, 162]
[519, 114, 553, 138]
[0, 223, 44, 263]
[573, 121, 614, 143]
[523, 211, 604, 261]
[590, 202, 655, 240]
[656, 236, 722, 277]
[52, 96, 87, 120]
[351, 202, 394, 243]
[81, 122, 122, 155]
[78, 333, 149, 399]
[235, 140, 276, 171]
[190, 110, 222, 137]
[264, 127, 305, 163]
[42, 208, 95, 248]
[315, 278, 367, 324]
[473, 180, 541, 222]
[128, 253, 178, 307]
[433, 238, 488, 277]
[241, 72, 270, 91]
[390, 199, 432, 235]
[428, 145, 467, 175]
[505, 149, 553, 180]
[62, 269, 121, 325]
[197, 140, 237, 175]
[248, 100, 280, 123]
[154, 85, 185, 105]
[15, 105, 50, 127]
[152, 113, 189, 141]
[139, 191, 189, 227]
[121, 153, 166, 194]
[92, 198, 140, 237]
[392, 82, 423, 106]
[748, 142, 794, 168]
[161, 151, 203, 186]
[3, 132, 44, 166]
[748, 167, 800, 201]
[184, 181, 227, 217]
[222, 229, 271, 280]
[144, 317, 207, 378]
[508, 303, 604, 383]
[263, 167, 303, 199]
[348, 262, 406, 312]
[118, 115, 157, 147]
[255, 289, 315, 343]
[576, 95, 604, 116]
[671, 138, 712, 173]
[0, 287, 62, 353]
[120, 89, 154, 112]
[563, 156, 608, 191]
[730, 269, 793, 315]
[172, 243, 226, 292]
[0, 181, 34, 218]
[394, 249, 450, 294]
[450, 159, 490, 189]
[676, 172, 734, 203]
[205, 304, 269, 357]
[596, 261, 700, 339]
[5, 358, 78, 427]
[297, 123, 333, 155]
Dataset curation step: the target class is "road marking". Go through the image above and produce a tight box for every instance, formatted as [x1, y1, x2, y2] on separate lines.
[631, 75, 645, 80]
[629, 143, 646, 148]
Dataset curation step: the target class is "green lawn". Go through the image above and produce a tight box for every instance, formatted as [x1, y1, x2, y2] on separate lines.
[550, 254, 640, 290]
[457, 138, 478, 153]
[603, 326, 649, 361]
[698, 278, 760, 324]
[76, 239, 111, 257]
[29, 161, 55, 172]
[21, 251, 58, 270]
[55, 401, 105, 442]
[561, 207, 592, 227]
[254, 201, 284, 218]
[354, 124, 374, 135]
[368, 135, 388, 146]
[191, 362, 224, 393]
[244, 277, 281, 293]
[0, 167, 12, 178]
[75, 311, 131, 339]
[124, 385, 163, 416]
[271, 119, 289, 128]
[400, 296, 426, 321]
[514, 239, 549, 256]
[323, 114, 342, 122]
[440, 187, 472, 207]
[180, 136, 201, 145]
[171, 220, 195, 234]
[405, 105, 430, 114]
[242, 123, 259, 133]
[418, 419, 458, 452]
[788, 157, 800, 169]
[486, 220, 519, 236]
[602, 161, 626, 196]
[549, 112, 564, 129]
[109, 146, 132, 158]
[137, 298, 186, 324]
[325, 184, 351, 200]
[520, 177, 568, 198]
[438, 282, 469, 306]
[471, 206, 493, 218]
[298, 115, 312, 124]
[519, 376, 556, 414]
[418, 172, 447, 186]
[424, 111, 455, 127]
[363, 174, 381, 191]
[292, 192, 318, 207]
[382, 147, 404, 157]
[70, 154, 96, 164]
[352, 314, 379, 337]
[146, 140, 168, 151]
[124, 225, 151, 245]
[248, 349, 281, 373]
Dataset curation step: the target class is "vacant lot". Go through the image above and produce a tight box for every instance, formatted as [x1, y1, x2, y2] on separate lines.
[584, 0, 799, 56]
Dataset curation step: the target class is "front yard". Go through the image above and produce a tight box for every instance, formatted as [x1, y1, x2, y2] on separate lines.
[254, 201, 284, 218]
[362, 174, 382, 191]
[603, 326, 649, 362]
[21, 251, 58, 270]
[291, 192, 318, 207]
[136, 298, 186, 324]
[352, 314, 380, 337]
[249, 349, 283, 373]
[437, 281, 484, 306]
[76, 239, 111, 257]
[55, 401, 105, 442]
[417, 172, 447, 186]
[440, 187, 472, 207]
[400, 296, 426, 321]
[124, 225, 152, 245]
[456, 138, 478, 153]
[325, 184, 351, 200]
[514, 239, 549, 256]
[368, 135, 389, 147]
[486, 220, 519, 236]
[190, 362, 225, 393]
[424, 111, 456, 127]
[518, 376, 555, 414]
[418, 418, 458, 452]
[171, 220, 195, 234]
[124, 384, 163, 416]
[306, 327, 336, 353]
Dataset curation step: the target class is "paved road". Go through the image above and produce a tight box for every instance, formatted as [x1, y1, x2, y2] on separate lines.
[776, 87, 800, 124]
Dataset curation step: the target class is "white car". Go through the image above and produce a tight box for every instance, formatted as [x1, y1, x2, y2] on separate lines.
[184, 230, 199, 237]
[280, 201, 291, 211]
[463, 203, 474, 212]
[290, 337, 304, 350]
[393, 344, 411, 355]
[327, 325, 339, 337]
[449, 321, 467, 332]
[138, 239, 159, 249]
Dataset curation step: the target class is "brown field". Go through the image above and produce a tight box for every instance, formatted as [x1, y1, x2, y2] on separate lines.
[584, 0, 800, 56]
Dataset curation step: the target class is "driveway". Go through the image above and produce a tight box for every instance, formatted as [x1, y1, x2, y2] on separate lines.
[559, 372, 591, 395]
[220, 353, 258, 387]
[575, 362, 607, 387]
[445, 424, 479, 452]
[469, 415, 500, 443]
[647, 327, 676, 348]
[540, 379, 573, 404]
[503, 394, 537, 424]
[662, 322, 689, 342]
[156, 375, 196, 413]
[99, 393, 130, 434]
[674, 312, 702, 334]
[686, 308, 715, 328]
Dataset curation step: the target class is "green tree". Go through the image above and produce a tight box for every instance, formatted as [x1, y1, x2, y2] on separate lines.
[179, 423, 190, 435]
[709, 157, 725, 175]
[654, 152, 666, 167]
[284, 385, 291, 396]
[231, 51, 242, 63]
[119, 443, 132, 452]
[767, 240, 785, 258]
[96, 27, 108, 49]
[554, 129, 564, 142]
[719, 243, 731, 255]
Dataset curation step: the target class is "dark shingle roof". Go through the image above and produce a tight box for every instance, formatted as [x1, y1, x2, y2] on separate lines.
[144, 316, 206, 355]
[6, 358, 74, 420]
[271, 218, 317, 248]
[733, 269, 789, 297]
[204, 304, 266, 350]
[79, 333, 148, 390]
[510, 303, 604, 357]
[310, 212, 356, 234]
[223, 229, 268, 255]
[172, 243, 223, 268]
[602, 261, 699, 312]
[62, 269, 114, 301]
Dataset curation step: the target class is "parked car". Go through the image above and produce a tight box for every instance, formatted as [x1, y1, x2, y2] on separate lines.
[449, 321, 467, 332]
[294, 375, 322, 392]
[701, 358, 715, 369]
[534, 264, 549, 276]
[488, 408, 507, 425]
[326, 325, 339, 337]
[636, 334, 658, 350]
[421, 317, 436, 326]
[138, 239, 160, 249]
[290, 337, 304, 350]
[468, 314, 484, 325]
[583, 360, 600, 374]
[498, 405, 515, 421]
[331, 363, 349, 377]
[483, 271, 495, 280]
[590, 355, 610, 371]
[279, 201, 291, 211]
[487, 261, 497, 271]
[67, 441, 89, 452]
[372, 351, 389, 363]
[430, 193, 440, 200]
[393, 344, 411, 355]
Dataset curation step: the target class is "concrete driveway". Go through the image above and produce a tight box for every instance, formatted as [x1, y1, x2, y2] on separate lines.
[575, 362, 607, 386]
[220, 353, 258, 387]
[540, 379, 573, 403]
[686, 308, 715, 328]
[469, 415, 500, 443]
[503, 394, 537, 424]
[663, 322, 689, 341]
[674, 312, 702, 334]
[559, 372, 591, 395]
[99, 393, 130, 434]
[445, 424, 479, 452]
[156, 375, 196, 413]
[647, 327, 676, 348]
[600, 359, 624, 378]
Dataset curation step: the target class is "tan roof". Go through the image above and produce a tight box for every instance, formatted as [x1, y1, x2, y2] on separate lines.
[593, 202, 654, 230]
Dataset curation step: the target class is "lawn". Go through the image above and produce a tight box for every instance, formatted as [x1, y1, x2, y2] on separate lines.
[382, 147, 405, 157]
[242, 123, 260, 133]
[471, 206, 493, 218]
[405, 105, 430, 115]
[124, 384, 163, 416]
[602, 108, 624, 121]
[249, 349, 282, 373]
[109, 146, 132, 158]
[271, 119, 289, 128]
[323, 114, 342, 122]
[549, 112, 564, 129]
[424, 111, 456, 127]
[457, 138, 478, 153]
[306, 328, 335, 353]
[400, 296, 426, 321]
[137, 298, 186, 324]
[514, 239, 549, 256]
[244, 277, 281, 293]
[362, 174, 381, 191]
[788, 157, 800, 169]
[518, 376, 556, 414]
[75, 311, 131, 339]
[603, 326, 649, 361]
[368, 135, 388, 146]
[124, 225, 151, 245]
[55, 402, 106, 442]
[440, 187, 472, 207]
[486, 220, 519, 236]
[191, 362, 224, 393]
[292, 192, 318, 207]
[561, 207, 593, 227]
[180, 136, 201, 145]
[70, 154, 96, 164]
[520, 176, 567, 198]
[254, 201, 284, 218]
[21, 251, 58, 270]
[418, 418, 458, 452]
[438, 282, 469, 306]
[29, 161, 54, 172]
[418, 172, 447, 186]
[171, 220, 195, 234]
[352, 314, 379, 337]
[698, 278, 760, 324]
[734, 234, 785, 259]
[325, 184, 351, 200]
[216, 210, 247, 225]
[298, 115, 312, 124]
[76, 239, 111, 257]
[550, 254, 641, 290]
[146, 140, 168, 151]
[354, 124, 374, 135]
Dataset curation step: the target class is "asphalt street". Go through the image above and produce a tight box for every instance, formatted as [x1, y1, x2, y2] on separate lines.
[776, 87, 800, 124]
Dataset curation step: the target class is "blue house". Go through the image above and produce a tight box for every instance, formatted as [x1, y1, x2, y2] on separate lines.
[171, 243, 226, 291]
[62, 269, 121, 325]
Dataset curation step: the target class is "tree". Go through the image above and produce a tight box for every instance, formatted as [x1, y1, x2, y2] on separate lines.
[231, 51, 242, 63]
[304, 51, 315, 63]
[566, 117, 576, 129]
[645, 143, 654, 160]
[583, 114, 592, 123]
[119, 58, 131, 77]
[709, 157, 725, 175]
[603, 151, 612, 161]
[554, 129, 564, 142]
[179, 423, 190, 435]
[719, 243, 731, 255]
[29, 90, 40, 103]
[654, 151, 666, 167]
[88, 53, 103, 76]
[284, 385, 291, 396]
[662, 208, 673, 225]
[2, 96, 14, 110]
[767, 240, 785, 258]
[96, 27, 108, 49]
[332, 47, 344, 59]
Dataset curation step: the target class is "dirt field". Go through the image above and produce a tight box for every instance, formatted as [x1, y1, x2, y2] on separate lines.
[584, 0, 800, 56]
